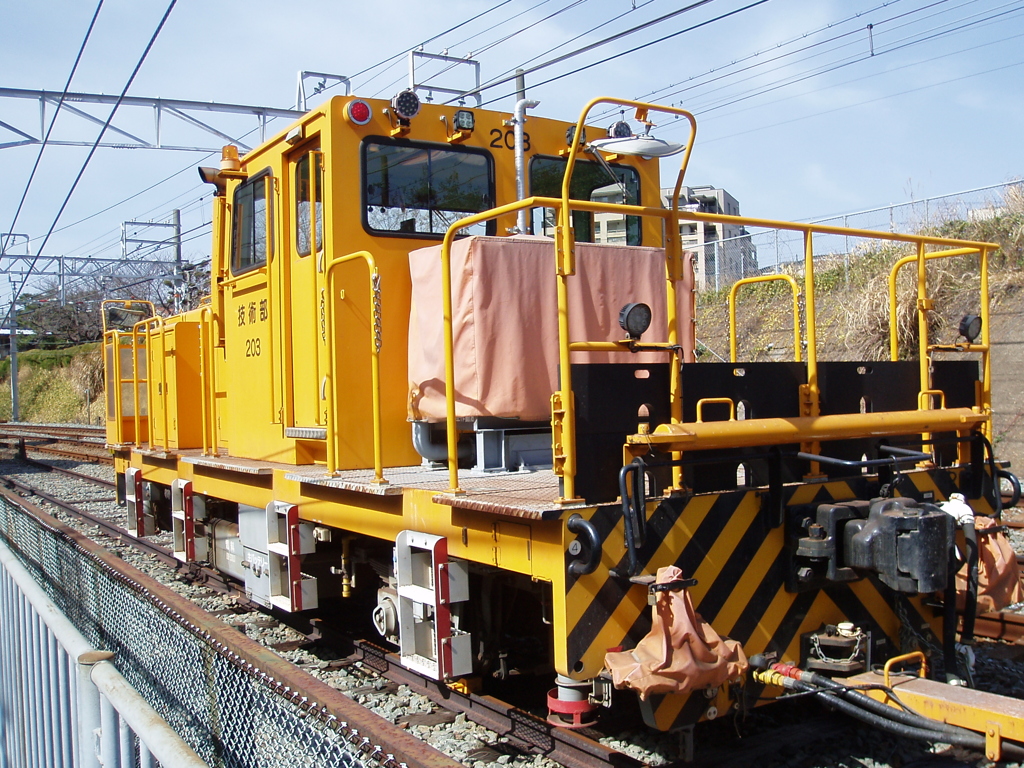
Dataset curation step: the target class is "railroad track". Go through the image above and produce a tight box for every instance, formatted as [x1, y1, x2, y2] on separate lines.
[0, 422, 113, 465]
[0, 459, 646, 768]
[5, 446, 1024, 768]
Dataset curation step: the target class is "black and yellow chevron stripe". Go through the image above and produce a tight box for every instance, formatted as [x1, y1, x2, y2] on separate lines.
[565, 468, 963, 731]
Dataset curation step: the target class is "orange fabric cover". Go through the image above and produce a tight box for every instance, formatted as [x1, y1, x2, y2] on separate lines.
[408, 236, 695, 422]
[956, 516, 1024, 612]
[604, 565, 748, 700]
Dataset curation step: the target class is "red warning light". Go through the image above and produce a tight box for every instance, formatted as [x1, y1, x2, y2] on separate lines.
[347, 100, 372, 126]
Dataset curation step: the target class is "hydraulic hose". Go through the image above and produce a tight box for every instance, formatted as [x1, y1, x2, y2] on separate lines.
[961, 519, 979, 645]
[997, 468, 1021, 508]
[800, 670, 971, 739]
[978, 432, 1003, 519]
[943, 546, 960, 680]
[755, 669, 1024, 759]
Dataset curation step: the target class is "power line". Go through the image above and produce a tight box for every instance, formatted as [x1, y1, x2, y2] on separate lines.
[477, 0, 772, 107]
[479, 0, 660, 93]
[350, 0, 516, 94]
[470, 0, 722, 101]
[1, 0, 104, 256]
[374, 0, 587, 99]
[7, 0, 178, 319]
[588, 0, 919, 120]
[663, 1, 1024, 125]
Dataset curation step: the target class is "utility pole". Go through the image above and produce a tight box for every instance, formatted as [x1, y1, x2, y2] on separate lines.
[172, 208, 182, 314]
[8, 279, 18, 423]
[121, 210, 182, 311]
[1, 236, 28, 423]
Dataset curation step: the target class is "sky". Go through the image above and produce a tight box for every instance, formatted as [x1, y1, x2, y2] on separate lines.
[1, 0, 1023, 301]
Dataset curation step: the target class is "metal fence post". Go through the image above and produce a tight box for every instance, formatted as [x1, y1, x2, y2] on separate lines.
[76, 651, 113, 768]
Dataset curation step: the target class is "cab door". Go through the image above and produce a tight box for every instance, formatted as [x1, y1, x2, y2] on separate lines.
[285, 145, 327, 430]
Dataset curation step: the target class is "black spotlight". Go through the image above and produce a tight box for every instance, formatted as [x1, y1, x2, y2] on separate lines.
[565, 125, 587, 147]
[391, 89, 421, 120]
[607, 120, 632, 139]
[619, 302, 652, 340]
[958, 314, 982, 343]
[453, 109, 475, 132]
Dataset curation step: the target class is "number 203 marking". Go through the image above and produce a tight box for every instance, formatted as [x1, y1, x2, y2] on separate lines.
[245, 338, 261, 357]
[490, 128, 530, 151]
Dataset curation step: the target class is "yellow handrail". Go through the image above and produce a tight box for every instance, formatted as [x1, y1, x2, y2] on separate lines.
[883, 651, 927, 688]
[561, 97, 698, 500]
[107, 332, 122, 441]
[887, 243, 991, 444]
[129, 320, 150, 448]
[696, 398, 735, 423]
[324, 250, 385, 483]
[728, 275, 802, 363]
[428, 99, 1000, 500]
[887, 247, 979, 361]
[918, 389, 946, 410]
[198, 307, 219, 456]
[133, 316, 169, 452]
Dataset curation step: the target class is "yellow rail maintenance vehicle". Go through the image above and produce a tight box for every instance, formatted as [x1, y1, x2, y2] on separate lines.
[104, 88, 1024, 757]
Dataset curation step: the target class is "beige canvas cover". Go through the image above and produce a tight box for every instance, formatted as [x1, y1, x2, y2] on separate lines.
[408, 236, 695, 422]
[956, 515, 1024, 612]
[604, 565, 748, 700]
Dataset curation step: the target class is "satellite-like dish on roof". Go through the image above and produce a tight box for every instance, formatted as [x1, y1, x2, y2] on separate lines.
[588, 135, 686, 158]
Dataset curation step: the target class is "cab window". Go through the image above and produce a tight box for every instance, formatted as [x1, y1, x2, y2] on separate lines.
[362, 138, 494, 237]
[529, 156, 641, 246]
[233, 172, 270, 273]
[295, 151, 323, 256]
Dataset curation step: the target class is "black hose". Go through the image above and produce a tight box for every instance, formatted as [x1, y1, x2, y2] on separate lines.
[612, 460, 646, 578]
[804, 672, 971, 738]
[961, 519, 979, 645]
[977, 432, 1002, 519]
[792, 680, 1024, 758]
[943, 546, 959, 681]
[997, 468, 1021, 508]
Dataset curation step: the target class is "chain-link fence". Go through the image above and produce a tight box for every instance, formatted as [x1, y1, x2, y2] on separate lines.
[0, 496, 422, 768]
[717, 181, 1023, 281]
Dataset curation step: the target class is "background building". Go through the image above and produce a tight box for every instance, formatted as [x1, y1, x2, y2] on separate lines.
[593, 184, 758, 290]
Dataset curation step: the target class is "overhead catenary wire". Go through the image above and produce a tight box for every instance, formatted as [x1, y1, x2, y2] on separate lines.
[656, 0, 1024, 131]
[349, 0, 517, 95]
[19, 0, 1018, 285]
[373, 0, 588, 99]
[12, 0, 528, 262]
[468, 0, 724, 103]
[5, 0, 178, 323]
[1, 0, 105, 257]
[476, 0, 772, 107]
[481, 0, 660, 93]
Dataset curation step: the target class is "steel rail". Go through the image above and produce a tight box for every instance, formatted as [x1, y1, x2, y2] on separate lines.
[0, 472, 177, 567]
[20, 455, 116, 489]
[351, 641, 642, 768]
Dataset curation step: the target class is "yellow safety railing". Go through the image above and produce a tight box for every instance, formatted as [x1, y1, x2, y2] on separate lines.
[437, 98, 998, 499]
[696, 398, 735, 423]
[198, 307, 219, 456]
[729, 275, 802, 363]
[133, 316, 168, 452]
[560, 99, 699, 497]
[325, 250, 385, 483]
[106, 331, 123, 441]
[131, 323, 146, 448]
[886, 243, 992, 447]
[102, 300, 155, 446]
